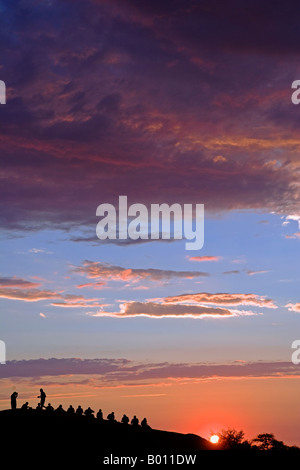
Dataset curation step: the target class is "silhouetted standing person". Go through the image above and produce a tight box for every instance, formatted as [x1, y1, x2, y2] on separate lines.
[97, 409, 103, 420]
[11, 391, 18, 410]
[38, 388, 46, 408]
[76, 405, 83, 416]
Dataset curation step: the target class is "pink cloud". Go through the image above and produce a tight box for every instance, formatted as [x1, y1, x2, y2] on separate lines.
[0, 358, 298, 383]
[285, 303, 300, 312]
[89, 301, 256, 319]
[162, 292, 277, 308]
[73, 260, 208, 283]
[187, 256, 221, 262]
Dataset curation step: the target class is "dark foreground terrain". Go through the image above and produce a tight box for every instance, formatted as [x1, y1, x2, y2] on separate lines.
[0, 409, 297, 467]
[0, 408, 214, 465]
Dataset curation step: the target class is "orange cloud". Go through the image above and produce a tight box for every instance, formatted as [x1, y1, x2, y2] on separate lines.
[162, 292, 277, 308]
[285, 303, 300, 312]
[73, 260, 208, 283]
[89, 301, 256, 319]
[188, 255, 221, 262]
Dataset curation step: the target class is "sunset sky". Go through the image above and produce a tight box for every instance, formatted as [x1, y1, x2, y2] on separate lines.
[0, 0, 300, 446]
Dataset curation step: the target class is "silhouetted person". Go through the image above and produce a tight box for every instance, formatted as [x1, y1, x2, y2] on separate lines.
[97, 409, 103, 420]
[37, 388, 46, 408]
[121, 414, 129, 425]
[10, 391, 18, 410]
[21, 402, 29, 411]
[55, 404, 65, 414]
[131, 415, 139, 426]
[46, 403, 54, 413]
[76, 405, 83, 416]
[107, 411, 115, 422]
[141, 417, 150, 429]
[36, 403, 42, 412]
[67, 405, 75, 415]
[84, 407, 94, 418]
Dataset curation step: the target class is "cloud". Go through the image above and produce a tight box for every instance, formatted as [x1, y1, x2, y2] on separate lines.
[76, 282, 107, 289]
[50, 297, 107, 308]
[223, 270, 240, 275]
[162, 292, 277, 309]
[89, 301, 256, 319]
[285, 232, 300, 239]
[0, 357, 298, 382]
[246, 270, 269, 276]
[285, 303, 300, 312]
[0, 276, 40, 289]
[1, 1, 300, 234]
[187, 256, 221, 262]
[0, 287, 64, 302]
[0, 275, 106, 308]
[73, 260, 208, 283]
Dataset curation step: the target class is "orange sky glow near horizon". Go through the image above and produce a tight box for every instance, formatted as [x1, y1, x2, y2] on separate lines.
[1, 375, 299, 447]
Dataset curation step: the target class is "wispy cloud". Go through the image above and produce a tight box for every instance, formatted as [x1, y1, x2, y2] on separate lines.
[246, 270, 269, 276]
[73, 260, 208, 284]
[162, 292, 277, 308]
[187, 255, 221, 262]
[1, 357, 298, 383]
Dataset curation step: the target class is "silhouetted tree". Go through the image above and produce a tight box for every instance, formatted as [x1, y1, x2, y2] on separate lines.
[252, 433, 287, 450]
[218, 428, 245, 450]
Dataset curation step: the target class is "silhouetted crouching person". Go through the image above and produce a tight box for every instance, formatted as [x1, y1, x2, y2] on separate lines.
[121, 414, 129, 425]
[131, 415, 139, 427]
[37, 388, 46, 408]
[67, 405, 75, 415]
[55, 404, 65, 414]
[141, 418, 150, 429]
[97, 409, 103, 420]
[46, 403, 54, 413]
[36, 403, 42, 412]
[10, 392, 18, 410]
[21, 402, 29, 411]
[84, 407, 94, 418]
[107, 412, 116, 422]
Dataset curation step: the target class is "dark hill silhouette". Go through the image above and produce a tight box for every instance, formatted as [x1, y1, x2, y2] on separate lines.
[0, 408, 214, 465]
[1, 408, 299, 466]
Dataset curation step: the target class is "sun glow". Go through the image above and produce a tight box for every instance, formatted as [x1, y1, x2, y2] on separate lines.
[210, 435, 220, 444]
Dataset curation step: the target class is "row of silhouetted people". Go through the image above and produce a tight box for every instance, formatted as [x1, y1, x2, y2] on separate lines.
[10, 390, 150, 428]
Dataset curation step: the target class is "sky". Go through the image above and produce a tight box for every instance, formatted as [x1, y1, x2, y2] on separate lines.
[0, 0, 300, 446]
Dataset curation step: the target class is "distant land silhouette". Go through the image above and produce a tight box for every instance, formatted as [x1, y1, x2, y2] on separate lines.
[0, 403, 299, 466]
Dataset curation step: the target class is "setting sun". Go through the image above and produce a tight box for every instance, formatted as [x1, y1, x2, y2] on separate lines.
[210, 435, 220, 444]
